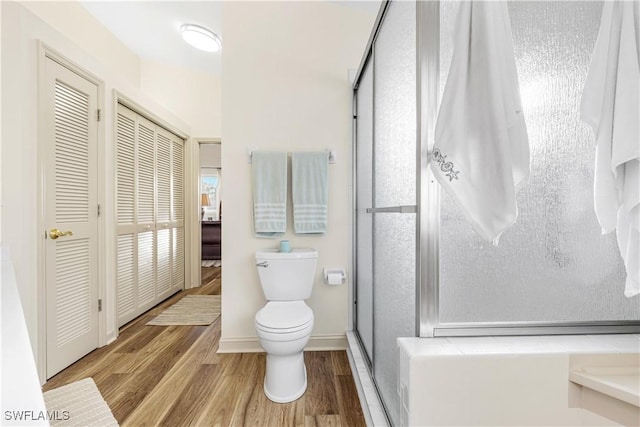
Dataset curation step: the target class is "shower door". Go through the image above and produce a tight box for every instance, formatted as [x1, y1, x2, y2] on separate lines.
[431, 0, 640, 333]
[354, 1, 417, 425]
[354, 1, 640, 424]
[355, 57, 374, 363]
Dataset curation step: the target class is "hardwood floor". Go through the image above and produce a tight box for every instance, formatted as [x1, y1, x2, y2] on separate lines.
[43, 267, 365, 426]
[201, 266, 221, 290]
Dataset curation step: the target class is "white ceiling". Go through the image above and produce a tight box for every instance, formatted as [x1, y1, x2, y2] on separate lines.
[80, 1, 223, 74]
[80, 1, 381, 75]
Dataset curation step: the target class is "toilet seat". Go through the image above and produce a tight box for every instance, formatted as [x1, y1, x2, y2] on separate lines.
[255, 301, 314, 334]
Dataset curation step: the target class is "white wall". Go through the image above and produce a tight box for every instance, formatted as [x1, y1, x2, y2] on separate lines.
[140, 59, 221, 138]
[220, 1, 376, 351]
[19, 1, 141, 88]
[0, 1, 191, 381]
[200, 143, 221, 169]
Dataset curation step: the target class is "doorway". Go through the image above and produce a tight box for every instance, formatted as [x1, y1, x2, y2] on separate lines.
[199, 142, 222, 288]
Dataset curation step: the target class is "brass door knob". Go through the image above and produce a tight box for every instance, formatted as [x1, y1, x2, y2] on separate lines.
[49, 228, 73, 240]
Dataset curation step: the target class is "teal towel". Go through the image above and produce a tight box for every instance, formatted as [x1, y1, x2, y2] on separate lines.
[292, 152, 329, 234]
[252, 151, 287, 238]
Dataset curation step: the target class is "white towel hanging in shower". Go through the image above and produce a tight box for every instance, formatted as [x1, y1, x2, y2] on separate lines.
[581, 0, 639, 297]
[431, 1, 529, 245]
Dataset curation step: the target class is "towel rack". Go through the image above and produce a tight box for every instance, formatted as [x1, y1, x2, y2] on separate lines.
[247, 147, 337, 164]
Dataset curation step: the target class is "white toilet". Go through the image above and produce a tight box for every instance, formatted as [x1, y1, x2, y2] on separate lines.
[254, 248, 317, 403]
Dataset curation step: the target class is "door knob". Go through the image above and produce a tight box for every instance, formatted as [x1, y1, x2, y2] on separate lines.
[49, 228, 73, 240]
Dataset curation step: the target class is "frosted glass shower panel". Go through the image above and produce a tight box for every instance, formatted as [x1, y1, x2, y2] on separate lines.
[355, 60, 374, 362]
[438, 1, 640, 323]
[374, 213, 416, 425]
[374, 0, 417, 208]
[373, 1, 417, 425]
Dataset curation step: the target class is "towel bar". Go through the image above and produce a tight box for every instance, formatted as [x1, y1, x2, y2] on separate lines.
[248, 147, 336, 164]
[365, 205, 417, 214]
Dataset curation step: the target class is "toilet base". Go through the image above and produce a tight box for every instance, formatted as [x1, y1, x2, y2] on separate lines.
[263, 352, 307, 403]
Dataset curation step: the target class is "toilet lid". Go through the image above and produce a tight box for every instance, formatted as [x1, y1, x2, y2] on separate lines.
[255, 301, 313, 332]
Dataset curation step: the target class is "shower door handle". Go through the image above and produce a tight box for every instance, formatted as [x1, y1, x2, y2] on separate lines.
[365, 205, 417, 214]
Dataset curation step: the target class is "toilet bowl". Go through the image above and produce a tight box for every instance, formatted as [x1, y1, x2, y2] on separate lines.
[255, 248, 317, 403]
[255, 301, 314, 402]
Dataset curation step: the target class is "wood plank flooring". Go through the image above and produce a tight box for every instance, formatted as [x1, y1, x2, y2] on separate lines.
[201, 266, 221, 292]
[43, 267, 365, 426]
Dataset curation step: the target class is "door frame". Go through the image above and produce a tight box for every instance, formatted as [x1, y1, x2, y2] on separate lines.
[188, 138, 221, 289]
[36, 43, 106, 381]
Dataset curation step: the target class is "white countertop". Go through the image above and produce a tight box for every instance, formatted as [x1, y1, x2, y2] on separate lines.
[1, 247, 49, 426]
[570, 366, 640, 407]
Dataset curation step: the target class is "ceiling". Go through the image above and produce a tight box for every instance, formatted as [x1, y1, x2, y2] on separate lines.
[80, 1, 381, 75]
[80, 1, 223, 74]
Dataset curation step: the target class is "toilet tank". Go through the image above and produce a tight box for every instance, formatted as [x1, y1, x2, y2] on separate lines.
[255, 248, 318, 301]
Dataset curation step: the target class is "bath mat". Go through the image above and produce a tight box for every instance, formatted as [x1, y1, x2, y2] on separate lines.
[43, 377, 118, 426]
[146, 295, 221, 326]
[201, 260, 222, 268]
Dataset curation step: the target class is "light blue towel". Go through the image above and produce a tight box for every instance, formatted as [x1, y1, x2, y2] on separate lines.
[292, 152, 329, 234]
[252, 151, 287, 238]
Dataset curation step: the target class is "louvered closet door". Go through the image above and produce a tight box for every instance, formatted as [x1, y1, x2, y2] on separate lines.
[156, 129, 172, 299]
[155, 128, 185, 298]
[116, 106, 158, 324]
[136, 114, 158, 310]
[116, 104, 184, 326]
[116, 106, 137, 323]
[44, 57, 99, 378]
[171, 136, 185, 291]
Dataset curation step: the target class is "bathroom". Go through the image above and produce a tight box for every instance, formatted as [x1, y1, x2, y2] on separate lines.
[236, 0, 639, 424]
[1, 0, 638, 425]
[347, 1, 639, 426]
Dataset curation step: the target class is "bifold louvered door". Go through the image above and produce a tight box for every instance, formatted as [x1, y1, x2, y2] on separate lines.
[44, 57, 99, 378]
[116, 104, 185, 326]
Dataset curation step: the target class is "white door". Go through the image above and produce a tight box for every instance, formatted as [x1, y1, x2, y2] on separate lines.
[43, 57, 99, 378]
[115, 105, 185, 326]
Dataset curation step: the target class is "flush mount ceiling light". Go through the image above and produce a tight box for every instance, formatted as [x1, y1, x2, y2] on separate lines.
[180, 24, 221, 52]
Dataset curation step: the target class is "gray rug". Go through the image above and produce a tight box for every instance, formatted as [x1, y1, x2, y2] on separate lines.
[146, 295, 221, 326]
[43, 377, 118, 426]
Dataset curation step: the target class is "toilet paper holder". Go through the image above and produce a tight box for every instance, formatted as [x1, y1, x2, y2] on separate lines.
[323, 268, 346, 285]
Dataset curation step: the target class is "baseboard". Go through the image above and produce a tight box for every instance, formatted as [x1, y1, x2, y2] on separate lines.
[217, 338, 263, 353]
[218, 334, 348, 354]
[306, 334, 347, 351]
[105, 334, 117, 346]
